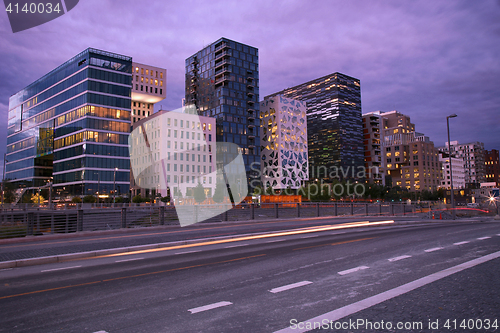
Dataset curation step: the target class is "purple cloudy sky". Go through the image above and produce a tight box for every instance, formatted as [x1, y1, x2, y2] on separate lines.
[1, 0, 499, 174]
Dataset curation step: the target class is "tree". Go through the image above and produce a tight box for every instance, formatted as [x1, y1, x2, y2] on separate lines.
[160, 196, 171, 203]
[115, 196, 124, 203]
[31, 193, 45, 204]
[193, 182, 207, 203]
[252, 185, 264, 196]
[71, 196, 82, 203]
[212, 181, 226, 203]
[83, 195, 96, 203]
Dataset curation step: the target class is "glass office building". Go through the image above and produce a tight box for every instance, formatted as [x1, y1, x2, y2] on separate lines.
[6, 48, 132, 197]
[266, 73, 364, 181]
[185, 38, 261, 190]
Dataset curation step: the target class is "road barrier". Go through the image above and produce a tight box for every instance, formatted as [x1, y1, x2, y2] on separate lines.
[0, 201, 480, 239]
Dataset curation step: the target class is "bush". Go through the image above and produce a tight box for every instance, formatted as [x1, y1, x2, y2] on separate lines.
[115, 197, 124, 203]
[132, 195, 144, 203]
[193, 182, 207, 203]
[83, 195, 96, 203]
[160, 196, 171, 203]
[72, 197, 82, 203]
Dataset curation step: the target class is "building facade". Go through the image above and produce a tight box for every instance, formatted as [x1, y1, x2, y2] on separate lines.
[266, 72, 363, 181]
[6, 48, 162, 199]
[131, 62, 166, 124]
[260, 95, 308, 190]
[184, 37, 260, 190]
[362, 111, 385, 185]
[437, 141, 486, 186]
[485, 149, 500, 187]
[130, 107, 216, 198]
[439, 154, 466, 190]
[381, 111, 442, 192]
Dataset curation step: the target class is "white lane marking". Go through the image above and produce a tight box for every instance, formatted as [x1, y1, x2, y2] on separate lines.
[273, 250, 500, 333]
[224, 243, 250, 249]
[0, 268, 13, 272]
[174, 250, 200, 255]
[93, 331, 109, 333]
[478, 237, 491, 240]
[270, 281, 313, 294]
[388, 255, 412, 262]
[424, 247, 443, 253]
[188, 301, 232, 314]
[453, 241, 470, 246]
[299, 264, 314, 269]
[115, 257, 144, 263]
[338, 266, 370, 275]
[300, 235, 319, 239]
[41, 265, 82, 273]
[266, 239, 286, 243]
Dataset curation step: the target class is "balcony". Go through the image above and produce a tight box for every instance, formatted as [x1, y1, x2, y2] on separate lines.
[215, 65, 230, 76]
[214, 51, 230, 61]
[215, 75, 229, 85]
[215, 42, 229, 52]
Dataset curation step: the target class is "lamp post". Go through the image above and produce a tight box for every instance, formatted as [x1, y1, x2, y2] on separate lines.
[447, 114, 458, 220]
[1, 153, 6, 205]
[113, 167, 118, 204]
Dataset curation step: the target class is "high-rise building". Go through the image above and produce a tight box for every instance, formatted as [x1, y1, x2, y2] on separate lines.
[5, 48, 163, 199]
[185, 38, 260, 190]
[485, 149, 500, 187]
[131, 63, 166, 124]
[260, 95, 308, 190]
[437, 141, 486, 186]
[266, 72, 363, 181]
[381, 111, 442, 192]
[362, 111, 385, 185]
[130, 107, 216, 198]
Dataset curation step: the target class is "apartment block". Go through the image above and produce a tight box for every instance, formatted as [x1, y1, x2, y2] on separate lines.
[437, 141, 486, 186]
[185, 37, 260, 190]
[131, 62, 166, 124]
[260, 95, 309, 190]
[381, 111, 442, 191]
[266, 72, 363, 181]
[485, 149, 500, 187]
[362, 111, 385, 185]
[439, 154, 466, 189]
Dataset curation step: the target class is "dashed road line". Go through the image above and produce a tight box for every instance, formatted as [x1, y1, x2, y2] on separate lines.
[41, 265, 82, 273]
[453, 241, 470, 246]
[115, 258, 144, 263]
[424, 247, 443, 253]
[477, 237, 491, 240]
[266, 239, 286, 243]
[188, 301, 232, 314]
[174, 250, 200, 255]
[388, 255, 412, 262]
[270, 281, 313, 294]
[338, 266, 369, 276]
[300, 235, 319, 239]
[224, 243, 250, 249]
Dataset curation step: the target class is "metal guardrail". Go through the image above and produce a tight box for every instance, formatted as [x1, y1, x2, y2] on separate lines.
[0, 202, 492, 240]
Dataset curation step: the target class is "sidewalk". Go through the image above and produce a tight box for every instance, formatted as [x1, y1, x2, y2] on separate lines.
[0, 215, 493, 269]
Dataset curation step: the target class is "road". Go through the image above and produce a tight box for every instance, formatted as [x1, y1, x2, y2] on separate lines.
[0, 219, 499, 332]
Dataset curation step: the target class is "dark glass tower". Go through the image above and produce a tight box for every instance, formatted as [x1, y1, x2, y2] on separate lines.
[185, 38, 260, 190]
[6, 48, 132, 198]
[267, 72, 363, 181]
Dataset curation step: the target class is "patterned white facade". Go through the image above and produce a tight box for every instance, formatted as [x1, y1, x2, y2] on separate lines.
[260, 95, 308, 189]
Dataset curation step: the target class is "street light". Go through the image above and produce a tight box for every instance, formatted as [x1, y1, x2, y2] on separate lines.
[447, 114, 458, 220]
[113, 167, 118, 204]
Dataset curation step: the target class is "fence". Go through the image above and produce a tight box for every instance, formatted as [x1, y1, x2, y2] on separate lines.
[0, 201, 479, 240]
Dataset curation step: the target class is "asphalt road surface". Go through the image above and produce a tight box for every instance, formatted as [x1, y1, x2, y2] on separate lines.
[0, 220, 499, 333]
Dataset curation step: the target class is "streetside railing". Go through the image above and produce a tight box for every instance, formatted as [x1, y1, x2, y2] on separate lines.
[0, 202, 487, 240]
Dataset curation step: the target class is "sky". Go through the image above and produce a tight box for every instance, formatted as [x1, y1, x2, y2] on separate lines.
[0, 0, 499, 176]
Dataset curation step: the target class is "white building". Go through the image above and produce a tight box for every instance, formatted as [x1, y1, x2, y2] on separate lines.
[131, 62, 166, 124]
[260, 95, 308, 190]
[437, 141, 486, 185]
[439, 154, 465, 190]
[130, 106, 216, 198]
